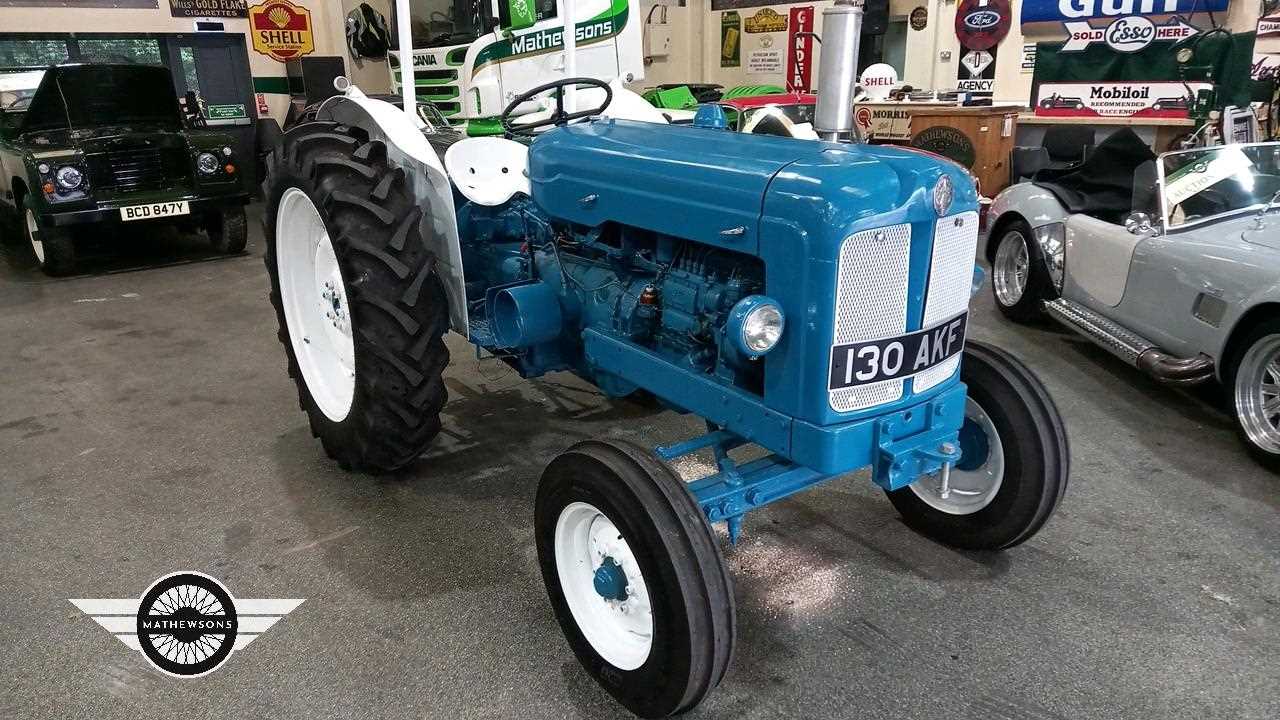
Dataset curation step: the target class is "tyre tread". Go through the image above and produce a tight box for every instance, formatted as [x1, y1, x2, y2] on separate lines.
[262, 122, 450, 473]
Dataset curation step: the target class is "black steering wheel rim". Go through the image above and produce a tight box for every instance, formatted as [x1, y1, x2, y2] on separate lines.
[500, 77, 613, 137]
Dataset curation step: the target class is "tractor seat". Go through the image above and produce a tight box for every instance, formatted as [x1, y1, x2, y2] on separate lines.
[444, 137, 531, 207]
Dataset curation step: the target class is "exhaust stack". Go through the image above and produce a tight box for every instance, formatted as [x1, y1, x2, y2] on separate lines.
[813, 0, 864, 142]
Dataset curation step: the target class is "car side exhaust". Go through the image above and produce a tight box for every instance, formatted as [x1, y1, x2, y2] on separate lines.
[1045, 299, 1214, 386]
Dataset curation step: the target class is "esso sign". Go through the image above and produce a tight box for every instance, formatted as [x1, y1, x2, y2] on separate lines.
[1105, 16, 1156, 51]
[860, 63, 899, 99]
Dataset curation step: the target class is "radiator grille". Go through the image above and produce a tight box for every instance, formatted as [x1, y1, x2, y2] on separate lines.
[913, 211, 980, 394]
[87, 148, 189, 193]
[829, 223, 911, 412]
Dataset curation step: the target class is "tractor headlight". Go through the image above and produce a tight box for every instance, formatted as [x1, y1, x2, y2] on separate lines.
[728, 295, 785, 358]
[933, 174, 954, 216]
[196, 152, 220, 175]
[1033, 222, 1066, 291]
[55, 165, 83, 191]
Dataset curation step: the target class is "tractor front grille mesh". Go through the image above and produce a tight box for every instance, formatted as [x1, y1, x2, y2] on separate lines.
[913, 211, 980, 394]
[829, 223, 911, 412]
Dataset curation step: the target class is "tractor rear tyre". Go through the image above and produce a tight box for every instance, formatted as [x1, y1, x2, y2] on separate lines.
[886, 341, 1069, 550]
[262, 121, 451, 472]
[536, 439, 735, 718]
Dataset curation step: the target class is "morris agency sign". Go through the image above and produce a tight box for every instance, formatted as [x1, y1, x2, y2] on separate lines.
[1021, 0, 1229, 25]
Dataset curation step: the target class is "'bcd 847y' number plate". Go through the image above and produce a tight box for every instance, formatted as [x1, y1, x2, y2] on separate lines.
[120, 201, 189, 222]
[829, 313, 967, 390]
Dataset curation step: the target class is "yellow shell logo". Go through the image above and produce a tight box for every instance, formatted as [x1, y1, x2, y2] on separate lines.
[267, 6, 292, 27]
[249, 0, 315, 63]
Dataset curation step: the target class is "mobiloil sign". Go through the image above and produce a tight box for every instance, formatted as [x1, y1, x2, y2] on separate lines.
[1035, 80, 1213, 116]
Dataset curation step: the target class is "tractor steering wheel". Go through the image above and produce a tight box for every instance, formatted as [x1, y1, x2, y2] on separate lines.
[500, 77, 612, 137]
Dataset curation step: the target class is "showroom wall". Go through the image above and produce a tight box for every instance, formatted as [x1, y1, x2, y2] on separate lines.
[0, 0, 392, 122]
[639, 0, 1269, 105]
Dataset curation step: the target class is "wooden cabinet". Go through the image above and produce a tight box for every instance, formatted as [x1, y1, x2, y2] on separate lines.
[906, 106, 1021, 195]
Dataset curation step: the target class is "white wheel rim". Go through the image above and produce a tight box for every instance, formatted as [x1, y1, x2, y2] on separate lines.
[1234, 334, 1280, 454]
[276, 187, 356, 422]
[909, 397, 1005, 515]
[554, 501, 653, 670]
[26, 209, 44, 264]
[993, 230, 1029, 307]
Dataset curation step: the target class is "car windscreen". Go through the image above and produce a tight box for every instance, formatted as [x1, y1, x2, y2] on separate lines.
[0, 69, 45, 112]
[21, 65, 181, 132]
[1160, 143, 1280, 228]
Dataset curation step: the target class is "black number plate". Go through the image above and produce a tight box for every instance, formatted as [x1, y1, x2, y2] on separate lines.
[828, 313, 968, 390]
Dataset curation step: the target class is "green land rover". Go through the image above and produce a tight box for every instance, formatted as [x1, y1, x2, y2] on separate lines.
[0, 64, 249, 275]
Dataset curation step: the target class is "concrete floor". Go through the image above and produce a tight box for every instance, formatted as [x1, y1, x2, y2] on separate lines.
[1, 206, 1277, 720]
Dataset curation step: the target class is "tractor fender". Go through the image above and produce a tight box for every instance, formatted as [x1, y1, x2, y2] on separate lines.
[316, 91, 469, 335]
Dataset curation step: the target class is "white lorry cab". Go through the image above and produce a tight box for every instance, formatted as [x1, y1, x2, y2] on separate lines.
[388, 0, 643, 130]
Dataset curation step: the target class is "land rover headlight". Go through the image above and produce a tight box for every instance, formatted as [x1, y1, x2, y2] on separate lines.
[932, 174, 954, 216]
[728, 295, 786, 358]
[197, 152, 220, 175]
[55, 165, 83, 191]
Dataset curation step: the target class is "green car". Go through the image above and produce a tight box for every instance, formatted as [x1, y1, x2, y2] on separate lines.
[0, 64, 249, 275]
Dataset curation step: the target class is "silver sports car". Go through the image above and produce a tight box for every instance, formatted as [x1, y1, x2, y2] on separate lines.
[987, 139, 1280, 468]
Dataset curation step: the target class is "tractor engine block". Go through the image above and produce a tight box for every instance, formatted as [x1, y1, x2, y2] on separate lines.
[460, 200, 766, 398]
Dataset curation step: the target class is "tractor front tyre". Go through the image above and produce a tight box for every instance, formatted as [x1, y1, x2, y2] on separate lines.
[206, 205, 248, 254]
[886, 341, 1069, 550]
[536, 440, 735, 718]
[262, 121, 451, 473]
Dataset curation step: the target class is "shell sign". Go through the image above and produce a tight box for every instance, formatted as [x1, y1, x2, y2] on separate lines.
[249, 0, 314, 62]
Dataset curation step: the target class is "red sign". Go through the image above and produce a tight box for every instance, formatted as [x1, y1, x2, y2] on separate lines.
[248, 0, 315, 63]
[955, 0, 1011, 51]
[787, 6, 815, 93]
[1035, 81, 1212, 119]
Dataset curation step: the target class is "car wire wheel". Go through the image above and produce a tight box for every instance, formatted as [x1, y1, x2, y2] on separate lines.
[1232, 332, 1280, 454]
[992, 229, 1029, 307]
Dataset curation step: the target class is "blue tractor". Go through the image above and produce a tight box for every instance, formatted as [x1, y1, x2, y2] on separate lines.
[260, 2, 1068, 715]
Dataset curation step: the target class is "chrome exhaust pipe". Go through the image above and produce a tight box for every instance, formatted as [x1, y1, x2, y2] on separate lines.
[1136, 349, 1215, 386]
[1046, 299, 1215, 386]
[813, 0, 863, 142]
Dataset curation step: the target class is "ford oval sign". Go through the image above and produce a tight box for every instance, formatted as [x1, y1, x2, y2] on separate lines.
[965, 10, 1000, 29]
[955, 0, 1011, 51]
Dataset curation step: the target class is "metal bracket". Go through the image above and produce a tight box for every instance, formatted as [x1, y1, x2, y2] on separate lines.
[872, 397, 961, 491]
[658, 425, 830, 545]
